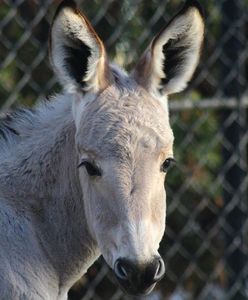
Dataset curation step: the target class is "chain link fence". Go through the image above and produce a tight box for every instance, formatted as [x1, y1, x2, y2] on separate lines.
[0, 0, 248, 299]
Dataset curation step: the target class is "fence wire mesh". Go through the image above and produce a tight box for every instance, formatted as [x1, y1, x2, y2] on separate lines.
[0, 0, 248, 299]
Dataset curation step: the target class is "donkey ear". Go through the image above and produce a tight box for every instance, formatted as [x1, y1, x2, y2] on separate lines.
[132, 0, 204, 96]
[49, 0, 111, 92]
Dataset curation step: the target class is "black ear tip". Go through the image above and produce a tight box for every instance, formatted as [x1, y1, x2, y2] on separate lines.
[184, 0, 204, 18]
[54, 0, 78, 19]
[58, 0, 77, 9]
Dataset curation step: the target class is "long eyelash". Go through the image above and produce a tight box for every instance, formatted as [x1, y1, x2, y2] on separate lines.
[77, 161, 86, 168]
[170, 158, 177, 164]
[77, 159, 93, 168]
[77, 160, 102, 176]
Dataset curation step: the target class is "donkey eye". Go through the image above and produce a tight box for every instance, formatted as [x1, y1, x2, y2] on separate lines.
[161, 158, 175, 173]
[78, 161, 102, 177]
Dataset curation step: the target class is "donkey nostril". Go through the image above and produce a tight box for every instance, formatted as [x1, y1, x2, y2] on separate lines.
[154, 258, 165, 281]
[114, 259, 128, 280]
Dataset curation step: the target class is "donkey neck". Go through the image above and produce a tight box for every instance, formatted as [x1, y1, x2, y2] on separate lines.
[0, 94, 99, 290]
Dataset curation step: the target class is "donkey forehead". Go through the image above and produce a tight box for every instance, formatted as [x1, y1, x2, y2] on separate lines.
[75, 85, 174, 157]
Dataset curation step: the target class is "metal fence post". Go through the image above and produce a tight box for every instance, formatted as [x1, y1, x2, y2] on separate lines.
[221, 0, 247, 299]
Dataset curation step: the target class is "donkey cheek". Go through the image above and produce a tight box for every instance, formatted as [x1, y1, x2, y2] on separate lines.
[95, 229, 120, 267]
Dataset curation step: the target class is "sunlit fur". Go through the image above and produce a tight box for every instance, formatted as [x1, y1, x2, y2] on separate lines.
[0, 0, 204, 298]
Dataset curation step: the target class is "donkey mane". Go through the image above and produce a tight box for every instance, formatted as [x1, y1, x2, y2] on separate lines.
[0, 64, 137, 155]
[0, 97, 71, 154]
[0, 107, 35, 148]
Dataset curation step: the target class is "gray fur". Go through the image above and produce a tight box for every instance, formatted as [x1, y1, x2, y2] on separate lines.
[0, 96, 99, 299]
[0, 1, 204, 298]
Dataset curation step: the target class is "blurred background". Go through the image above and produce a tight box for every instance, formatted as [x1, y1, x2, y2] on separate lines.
[0, 0, 248, 299]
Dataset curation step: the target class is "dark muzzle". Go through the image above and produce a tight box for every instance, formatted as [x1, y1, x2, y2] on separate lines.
[113, 256, 165, 296]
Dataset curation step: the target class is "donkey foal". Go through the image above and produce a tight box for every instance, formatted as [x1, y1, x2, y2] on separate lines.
[0, 0, 204, 299]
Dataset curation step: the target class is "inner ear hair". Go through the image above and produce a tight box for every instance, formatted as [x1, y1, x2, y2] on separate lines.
[49, 0, 111, 92]
[63, 38, 92, 88]
[132, 0, 204, 96]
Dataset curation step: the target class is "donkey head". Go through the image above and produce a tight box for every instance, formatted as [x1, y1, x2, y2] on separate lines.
[50, 0, 204, 295]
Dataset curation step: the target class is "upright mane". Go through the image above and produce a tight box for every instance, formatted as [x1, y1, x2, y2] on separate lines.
[0, 99, 65, 154]
[0, 108, 35, 149]
[0, 65, 128, 154]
